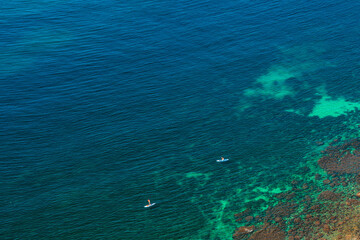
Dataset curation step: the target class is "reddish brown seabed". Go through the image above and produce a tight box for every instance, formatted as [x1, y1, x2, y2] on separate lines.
[233, 138, 360, 240]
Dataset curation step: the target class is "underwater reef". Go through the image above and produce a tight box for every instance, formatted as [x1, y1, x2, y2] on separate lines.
[233, 138, 360, 240]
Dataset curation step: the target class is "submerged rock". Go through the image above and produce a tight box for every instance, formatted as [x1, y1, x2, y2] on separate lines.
[249, 225, 285, 240]
[233, 225, 255, 239]
[318, 190, 341, 201]
[318, 139, 360, 174]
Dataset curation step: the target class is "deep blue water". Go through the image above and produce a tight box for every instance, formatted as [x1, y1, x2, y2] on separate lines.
[2, 0, 360, 239]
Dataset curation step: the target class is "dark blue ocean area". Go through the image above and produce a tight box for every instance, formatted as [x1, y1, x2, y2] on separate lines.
[3, 0, 360, 239]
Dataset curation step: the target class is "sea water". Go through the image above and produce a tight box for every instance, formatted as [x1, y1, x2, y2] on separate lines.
[2, 0, 360, 239]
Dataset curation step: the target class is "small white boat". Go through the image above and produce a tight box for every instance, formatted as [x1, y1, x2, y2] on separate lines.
[216, 157, 229, 163]
[144, 203, 156, 208]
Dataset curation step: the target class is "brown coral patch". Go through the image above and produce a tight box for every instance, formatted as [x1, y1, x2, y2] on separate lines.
[323, 179, 331, 185]
[318, 190, 341, 201]
[248, 225, 286, 240]
[356, 173, 360, 185]
[346, 198, 360, 206]
[235, 208, 252, 222]
[233, 225, 255, 240]
[318, 139, 360, 174]
[266, 202, 297, 219]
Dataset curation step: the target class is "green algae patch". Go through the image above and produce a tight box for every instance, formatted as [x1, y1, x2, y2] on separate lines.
[236, 99, 253, 114]
[244, 195, 269, 202]
[253, 186, 291, 194]
[284, 108, 304, 115]
[242, 44, 333, 101]
[193, 199, 234, 240]
[309, 95, 360, 118]
[244, 67, 296, 100]
[185, 172, 212, 180]
[177, 172, 213, 187]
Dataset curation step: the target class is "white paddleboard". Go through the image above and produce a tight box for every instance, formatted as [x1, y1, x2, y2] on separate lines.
[216, 159, 229, 162]
[144, 203, 156, 208]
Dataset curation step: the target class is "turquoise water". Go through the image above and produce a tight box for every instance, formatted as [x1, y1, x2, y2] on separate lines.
[2, 0, 360, 239]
